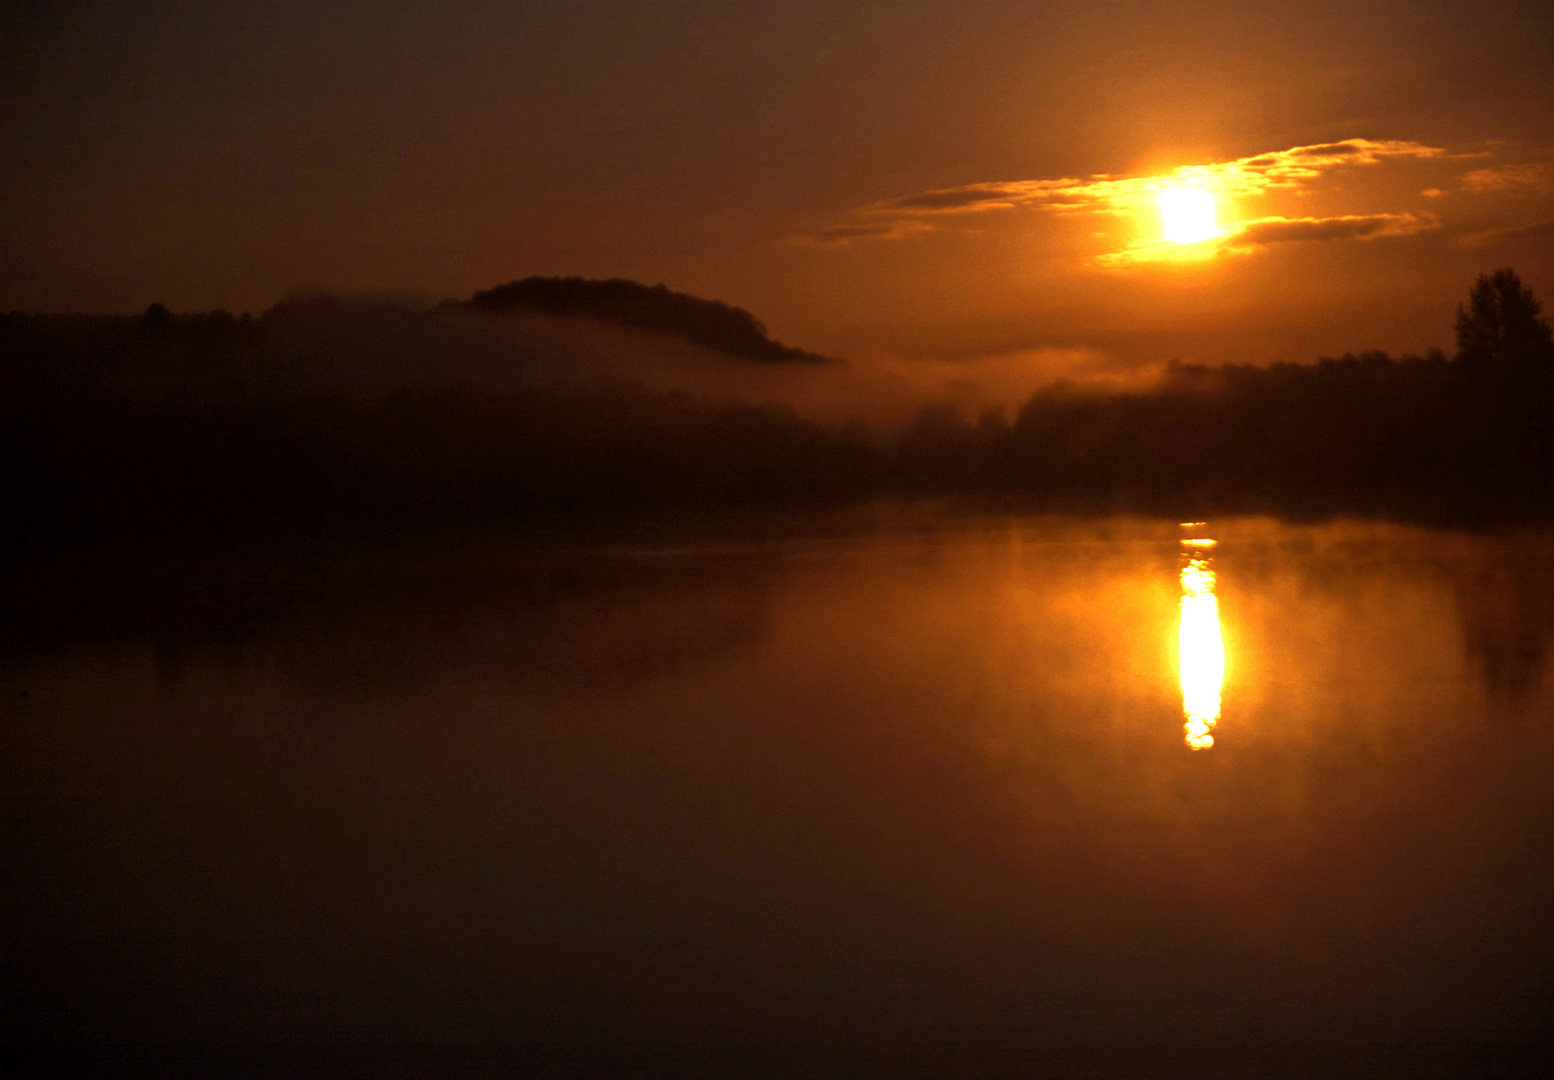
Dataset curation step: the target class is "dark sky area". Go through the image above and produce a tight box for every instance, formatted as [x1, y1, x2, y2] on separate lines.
[4, 0, 1554, 377]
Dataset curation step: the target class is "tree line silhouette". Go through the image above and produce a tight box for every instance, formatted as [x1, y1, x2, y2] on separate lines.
[1, 269, 1551, 548]
[897, 268, 1554, 521]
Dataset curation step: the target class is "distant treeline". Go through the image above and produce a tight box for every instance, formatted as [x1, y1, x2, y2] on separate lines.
[898, 351, 1553, 521]
[2, 270, 1552, 547]
[912, 267, 1554, 522]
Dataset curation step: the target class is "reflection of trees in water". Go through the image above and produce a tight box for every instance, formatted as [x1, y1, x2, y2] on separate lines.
[1454, 537, 1554, 708]
[0, 542, 780, 693]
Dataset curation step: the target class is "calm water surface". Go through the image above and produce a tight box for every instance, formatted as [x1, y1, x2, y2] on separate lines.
[3, 516, 1552, 1076]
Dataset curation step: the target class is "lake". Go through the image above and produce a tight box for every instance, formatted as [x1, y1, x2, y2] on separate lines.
[3, 515, 1551, 1078]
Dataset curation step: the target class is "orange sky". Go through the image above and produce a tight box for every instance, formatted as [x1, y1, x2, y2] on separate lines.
[4, 1, 1554, 378]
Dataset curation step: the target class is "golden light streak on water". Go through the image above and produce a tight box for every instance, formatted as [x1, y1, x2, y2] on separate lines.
[1179, 529, 1224, 750]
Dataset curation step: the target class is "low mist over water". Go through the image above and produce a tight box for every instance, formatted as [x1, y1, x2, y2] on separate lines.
[4, 515, 1551, 1077]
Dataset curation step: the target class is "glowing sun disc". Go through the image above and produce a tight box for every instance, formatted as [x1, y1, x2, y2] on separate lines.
[1158, 187, 1218, 245]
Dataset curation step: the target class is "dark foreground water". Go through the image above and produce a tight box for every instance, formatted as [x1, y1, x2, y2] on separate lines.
[3, 516, 1552, 1078]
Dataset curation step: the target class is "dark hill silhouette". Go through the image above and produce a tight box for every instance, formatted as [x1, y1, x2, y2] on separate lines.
[446, 276, 836, 364]
[0, 300, 876, 549]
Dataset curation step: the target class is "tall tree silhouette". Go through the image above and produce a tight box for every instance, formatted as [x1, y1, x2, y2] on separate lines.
[1454, 268, 1554, 367]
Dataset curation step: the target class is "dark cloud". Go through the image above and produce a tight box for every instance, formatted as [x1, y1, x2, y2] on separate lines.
[790, 220, 933, 247]
[881, 184, 1031, 212]
[1461, 163, 1554, 192]
[1292, 142, 1366, 158]
[817, 224, 903, 239]
[1459, 219, 1554, 248]
[1235, 216, 1393, 244]
[1231, 213, 1435, 247]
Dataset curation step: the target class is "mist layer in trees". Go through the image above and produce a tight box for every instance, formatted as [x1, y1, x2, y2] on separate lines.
[4, 270, 1554, 550]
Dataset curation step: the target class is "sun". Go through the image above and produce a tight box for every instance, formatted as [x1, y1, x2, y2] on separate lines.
[1158, 186, 1219, 245]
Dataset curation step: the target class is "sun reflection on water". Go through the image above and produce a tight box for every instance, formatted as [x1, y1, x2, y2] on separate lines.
[1179, 525, 1224, 749]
